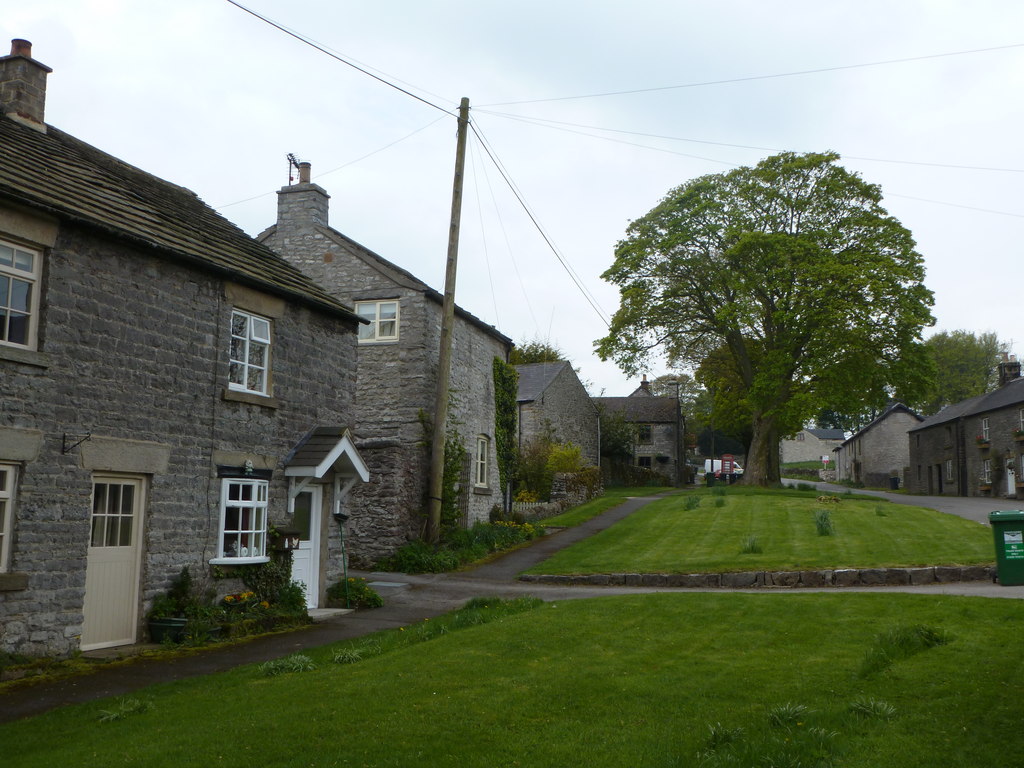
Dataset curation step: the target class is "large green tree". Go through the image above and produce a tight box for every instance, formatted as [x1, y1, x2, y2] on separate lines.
[918, 330, 1009, 415]
[596, 152, 934, 485]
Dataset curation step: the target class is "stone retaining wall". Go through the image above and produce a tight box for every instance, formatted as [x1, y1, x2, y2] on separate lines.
[519, 565, 996, 588]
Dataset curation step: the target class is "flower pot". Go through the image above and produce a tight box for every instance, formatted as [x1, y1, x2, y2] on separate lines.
[148, 616, 188, 644]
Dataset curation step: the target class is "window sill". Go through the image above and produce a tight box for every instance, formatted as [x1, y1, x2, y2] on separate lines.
[0, 572, 29, 591]
[472, 486, 492, 496]
[209, 556, 270, 566]
[0, 345, 50, 368]
[222, 388, 280, 409]
[357, 339, 399, 346]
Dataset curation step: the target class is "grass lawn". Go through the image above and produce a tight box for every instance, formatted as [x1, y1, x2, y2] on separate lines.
[526, 487, 993, 575]
[5, 592, 1024, 767]
[540, 486, 677, 528]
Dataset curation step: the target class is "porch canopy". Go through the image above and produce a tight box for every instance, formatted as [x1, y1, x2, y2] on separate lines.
[284, 427, 369, 516]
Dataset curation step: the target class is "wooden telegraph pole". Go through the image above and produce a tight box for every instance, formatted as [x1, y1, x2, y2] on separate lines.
[426, 97, 470, 543]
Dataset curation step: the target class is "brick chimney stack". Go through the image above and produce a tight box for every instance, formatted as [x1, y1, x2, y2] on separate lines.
[0, 39, 52, 132]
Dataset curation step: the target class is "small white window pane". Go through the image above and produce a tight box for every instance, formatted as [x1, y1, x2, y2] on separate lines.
[0, 245, 11, 267]
[358, 322, 374, 340]
[7, 313, 28, 345]
[356, 304, 376, 320]
[14, 250, 33, 272]
[379, 303, 397, 321]
[91, 515, 106, 547]
[231, 312, 247, 336]
[229, 361, 245, 385]
[378, 319, 396, 337]
[0, 276, 7, 305]
[247, 368, 264, 392]
[10, 279, 29, 311]
[250, 317, 270, 343]
[248, 344, 265, 367]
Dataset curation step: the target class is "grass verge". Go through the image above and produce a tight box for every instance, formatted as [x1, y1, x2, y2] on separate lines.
[4, 592, 1023, 768]
[525, 487, 992, 575]
[540, 486, 676, 528]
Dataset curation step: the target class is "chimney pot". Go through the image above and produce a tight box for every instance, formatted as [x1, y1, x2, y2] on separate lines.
[10, 39, 31, 57]
[298, 162, 311, 184]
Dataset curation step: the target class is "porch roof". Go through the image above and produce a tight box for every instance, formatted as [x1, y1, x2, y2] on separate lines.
[284, 427, 369, 482]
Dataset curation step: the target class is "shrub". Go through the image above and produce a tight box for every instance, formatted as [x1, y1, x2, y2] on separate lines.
[683, 495, 702, 510]
[547, 442, 584, 473]
[327, 577, 384, 609]
[858, 624, 952, 678]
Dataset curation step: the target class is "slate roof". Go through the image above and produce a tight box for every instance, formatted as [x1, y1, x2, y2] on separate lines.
[806, 428, 846, 441]
[839, 403, 921, 447]
[259, 220, 512, 346]
[910, 376, 1024, 432]
[515, 361, 569, 402]
[594, 395, 678, 423]
[0, 116, 359, 321]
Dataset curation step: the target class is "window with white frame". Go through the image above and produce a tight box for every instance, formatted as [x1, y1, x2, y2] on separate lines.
[474, 435, 489, 488]
[0, 464, 15, 571]
[0, 240, 40, 349]
[982, 459, 992, 484]
[945, 459, 953, 483]
[215, 478, 269, 562]
[356, 300, 399, 343]
[1019, 409, 1024, 433]
[229, 309, 271, 395]
[981, 417, 990, 442]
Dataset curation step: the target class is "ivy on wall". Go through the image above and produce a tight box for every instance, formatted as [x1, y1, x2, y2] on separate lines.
[492, 358, 519, 502]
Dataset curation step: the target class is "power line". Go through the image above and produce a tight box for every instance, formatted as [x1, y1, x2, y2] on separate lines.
[470, 120, 611, 327]
[225, 0, 455, 116]
[477, 110, 1024, 174]
[480, 42, 1024, 106]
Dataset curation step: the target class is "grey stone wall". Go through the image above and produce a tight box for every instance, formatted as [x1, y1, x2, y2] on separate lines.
[634, 423, 680, 484]
[518, 366, 599, 466]
[907, 422, 962, 496]
[965, 409, 1024, 498]
[260, 191, 511, 562]
[0, 219, 358, 656]
[835, 411, 918, 487]
[780, 432, 843, 464]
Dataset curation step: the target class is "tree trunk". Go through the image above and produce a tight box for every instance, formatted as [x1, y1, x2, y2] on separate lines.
[742, 415, 781, 486]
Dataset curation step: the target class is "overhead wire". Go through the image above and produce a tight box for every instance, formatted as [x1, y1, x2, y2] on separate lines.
[470, 118, 612, 327]
[479, 42, 1024, 106]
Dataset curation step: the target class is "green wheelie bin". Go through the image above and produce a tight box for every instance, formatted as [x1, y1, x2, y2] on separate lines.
[989, 510, 1024, 586]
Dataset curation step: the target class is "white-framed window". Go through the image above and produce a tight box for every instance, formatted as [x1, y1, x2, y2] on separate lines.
[796, 432, 805, 442]
[474, 435, 489, 488]
[982, 459, 992, 484]
[0, 463, 16, 572]
[229, 309, 271, 395]
[356, 300, 399, 343]
[214, 478, 269, 563]
[945, 459, 953, 483]
[90, 478, 139, 548]
[0, 239, 40, 349]
[1019, 409, 1024, 433]
[981, 417, 990, 442]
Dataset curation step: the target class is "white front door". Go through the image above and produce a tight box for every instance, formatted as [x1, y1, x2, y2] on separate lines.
[81, 476, 145, 650]
[1008, 463, 1017, 496]
[291, 486, 322, 609]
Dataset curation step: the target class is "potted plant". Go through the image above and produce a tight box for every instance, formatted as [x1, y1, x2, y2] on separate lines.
[146, 566, 193, 643]
[976, 435, 991, 449]
[147, 566, 222, 644]
[1014, 429, 1024, 442]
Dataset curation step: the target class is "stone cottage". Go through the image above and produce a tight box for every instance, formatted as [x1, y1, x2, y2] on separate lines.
[258, 163, 513, 565]
[832, 403, 922, 488]
[907, 356, 1024, 498]
[515, 361, 599, 466]
[594, 377, 683, 484]
[779, 428, 846, 464]
[0, 41, 367, 656]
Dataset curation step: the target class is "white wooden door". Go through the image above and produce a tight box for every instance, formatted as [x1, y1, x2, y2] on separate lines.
[81, 476, 145, 650]
[1008, 463, 1017, 496]
[291, 486, 322, 609]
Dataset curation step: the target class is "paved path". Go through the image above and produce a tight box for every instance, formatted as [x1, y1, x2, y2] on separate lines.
[3, 489, 1022, 724]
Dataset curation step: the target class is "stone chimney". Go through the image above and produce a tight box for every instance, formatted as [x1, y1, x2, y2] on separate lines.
[0, 39, 52, 132]
[999, 354, 1021, 386]
[276, 160, 331, 236]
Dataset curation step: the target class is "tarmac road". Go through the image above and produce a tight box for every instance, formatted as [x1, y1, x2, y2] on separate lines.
[2, 488, 1022, 724]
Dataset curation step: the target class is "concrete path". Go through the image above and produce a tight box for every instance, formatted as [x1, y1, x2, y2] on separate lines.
[3, 489, 1022, 724]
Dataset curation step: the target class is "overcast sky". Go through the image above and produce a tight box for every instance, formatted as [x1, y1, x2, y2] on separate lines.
[10, 1, 1024, 396]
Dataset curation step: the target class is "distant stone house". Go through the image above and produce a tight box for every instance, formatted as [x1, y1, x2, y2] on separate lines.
[0, 41, 367, 656]
[833, 403, 922, 488]
[594, 377, 682, 484]
[908, 356, 1024, 498]
[780, 428, 845, 464]
[515, 361, 599, 466]
[259, 164, 512, 565]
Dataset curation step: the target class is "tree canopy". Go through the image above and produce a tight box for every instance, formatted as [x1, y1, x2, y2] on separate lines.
[509, 339, 567, 365]
[917, 330, 1009, 415]
[596, 152, 934, 484]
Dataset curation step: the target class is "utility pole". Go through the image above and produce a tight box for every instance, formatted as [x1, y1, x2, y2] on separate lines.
[426, 97, 470, 544]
